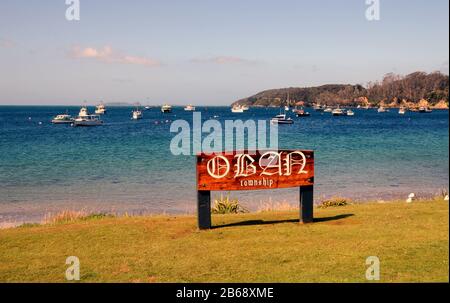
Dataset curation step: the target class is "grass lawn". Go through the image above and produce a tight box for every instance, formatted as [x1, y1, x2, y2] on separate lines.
[0, 200, 448, 282]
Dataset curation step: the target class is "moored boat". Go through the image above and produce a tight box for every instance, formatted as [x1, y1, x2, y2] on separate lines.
[73, 115, 103, 126]
[78, 106, 89, 117]
[184, 104, 196, 111]
[377, 106, 387, 113]
[270, 114, 294, 124]
[294, 107, 311, 117]
[419, 106, 432, 113]
[399, 107, 406, 115]
[231, 105, 244, 113]
[95, 103, 106, 115]
[332, 107, 345, 116]
[161, 104, 172, 113]
[51, 113, 74, 124]
[346, 109, 355, 116]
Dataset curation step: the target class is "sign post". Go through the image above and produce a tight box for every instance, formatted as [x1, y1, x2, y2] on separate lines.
[196, 150, 314, 229]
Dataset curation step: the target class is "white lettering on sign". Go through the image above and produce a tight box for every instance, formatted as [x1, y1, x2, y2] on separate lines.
[206, 155, 230, 179]
[206, 151, 309, 180]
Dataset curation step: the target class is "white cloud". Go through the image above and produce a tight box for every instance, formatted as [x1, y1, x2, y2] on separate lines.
[70, 46, 160, 67]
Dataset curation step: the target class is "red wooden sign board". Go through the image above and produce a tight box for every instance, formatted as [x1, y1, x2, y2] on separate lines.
[195, 150, 315, 229]
[197, 150, 314, 191]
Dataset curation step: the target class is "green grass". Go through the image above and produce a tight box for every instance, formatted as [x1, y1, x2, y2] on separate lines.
[0, 200, 448, 282]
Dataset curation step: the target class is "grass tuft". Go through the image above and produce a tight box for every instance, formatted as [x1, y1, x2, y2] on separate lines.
[212, 193, 248, 214]
[318, 197, 351, 208]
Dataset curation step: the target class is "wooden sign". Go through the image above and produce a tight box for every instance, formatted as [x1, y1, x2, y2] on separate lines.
[197, 150, 314, 191]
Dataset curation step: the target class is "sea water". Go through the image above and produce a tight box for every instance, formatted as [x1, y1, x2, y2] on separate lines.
[0, 106, 448, 223]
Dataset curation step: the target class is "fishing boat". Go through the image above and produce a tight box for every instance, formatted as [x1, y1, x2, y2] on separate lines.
[73, 115, 103, 126]
[51, 113, 74, 124]
[231, 105, 244, 113]
[332, 106, 345, 116]
[184, 104, 196, 111]
[95, 103, 106, 115]
[346, 109, 355, 116]
[419, 107, 432, 113]
[399, 107, 406, 115]
[161, 104, 172, 113]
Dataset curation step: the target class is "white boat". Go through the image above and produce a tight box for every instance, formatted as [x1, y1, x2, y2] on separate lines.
[78, 106, 89, 117]
[184, 104, 196, 111]
[332, 107, 345, 116]
[241, 105, 249, 111]
[399, 107, 406, 115]
[52, 113, 73, 124]
[161, 104, 172, 113]
[132, 109, 143, 120]
[231, 105, 244, 113]
[313, 104, 324, 112]
[95, 103, 106, 115]
[144, 106, 151, 110]
[271, 114, 293, 124]
[271, 96, 294, 124]
[377, 106, 387, 113]
[419, 107, 432, 113]
[324, 107, 333, 113]
[73, 115, 103, 126]
[346, 109, 355, 116]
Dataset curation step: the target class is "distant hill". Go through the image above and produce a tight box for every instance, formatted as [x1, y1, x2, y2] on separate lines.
[104, 102, 134, 107]
[232, 71, 449, 108]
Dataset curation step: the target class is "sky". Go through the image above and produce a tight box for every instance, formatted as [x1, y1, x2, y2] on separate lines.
[0, 0, 448, 105]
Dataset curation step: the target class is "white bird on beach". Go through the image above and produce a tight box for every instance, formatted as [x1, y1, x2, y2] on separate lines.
[406, 193, 415, 203]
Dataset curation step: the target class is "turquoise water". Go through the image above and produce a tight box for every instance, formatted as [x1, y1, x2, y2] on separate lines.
[0, 106, 448, 224]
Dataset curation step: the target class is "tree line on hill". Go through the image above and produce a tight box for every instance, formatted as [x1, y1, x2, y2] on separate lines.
[232, 71, 449, 108]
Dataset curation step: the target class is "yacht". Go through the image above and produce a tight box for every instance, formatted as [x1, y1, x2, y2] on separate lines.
[73, 115, 103, 126]
[346, 109, 355, 116]
[184, 104, 196, 111]
[231, 105, 244, 113]
[332, 107, 345, 116]
[324, 107, 333, 113]
[399, 107, 406, 115]
[95, 103, 106, 115]
[51, 113, 74, 124]
[161, 104, 172, 113]
[271, 114, 293, 124]
[241, 105, 249, 111]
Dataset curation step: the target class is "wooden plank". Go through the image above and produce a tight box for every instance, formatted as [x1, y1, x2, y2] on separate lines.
[197, 150, 314, 191]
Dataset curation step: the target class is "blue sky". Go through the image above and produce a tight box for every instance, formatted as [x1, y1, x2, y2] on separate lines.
[0, 0, 448, 105]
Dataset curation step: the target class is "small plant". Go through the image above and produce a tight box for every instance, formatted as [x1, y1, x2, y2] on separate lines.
[212, 193, 248, 214]
[318, 197, 350, 208]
